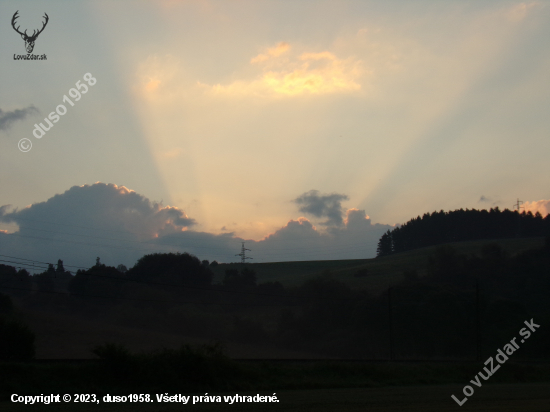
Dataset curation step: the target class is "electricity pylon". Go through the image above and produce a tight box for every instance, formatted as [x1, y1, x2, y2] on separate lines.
[236, 242, 252, 264]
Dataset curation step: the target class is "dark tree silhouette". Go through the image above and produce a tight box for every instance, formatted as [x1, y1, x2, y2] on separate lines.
[69, 263, 126, 299]
[222, 267, 257, 290]
[127, 252, 213, 292]
[376, 230, 393, 257]
[376, 208, 550, 257]
[0, 316, 35, 360]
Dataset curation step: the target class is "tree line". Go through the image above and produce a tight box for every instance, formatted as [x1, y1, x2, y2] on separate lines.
[377, 208, 550, 257]
[2, 239, 550, 360]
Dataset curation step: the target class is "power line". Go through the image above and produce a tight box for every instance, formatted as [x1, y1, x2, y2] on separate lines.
[7, 215, 382, 246]
[0, 254, 87, 269]
[3, 229, 377, 262]
[0, 253, 367, 303]
[2, 216, 381, 253]
[0, 259, 49, 271]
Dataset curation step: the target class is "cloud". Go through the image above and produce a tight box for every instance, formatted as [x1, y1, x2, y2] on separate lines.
[293, 190, 349, 227]
[0, 185, 394, 271]
[523, 199, 550, 217]
[254, 209, 392, 261]
[263, 217, 320, 241]
[250, 42, 290, 64]
[344, 208, 371, 229]
[160, 147, 184, 159]
[505, 2, 541, 23]
[134, 54, 182, 102]
[478, 195, 500, 205]
[0, 183, 200, 270]
[201, 42, 362, 97]
[0, 106, 38, 131]
[0, 183, 196, 239]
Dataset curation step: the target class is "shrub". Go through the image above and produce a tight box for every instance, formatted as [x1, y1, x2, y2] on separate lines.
[0, 317, 35, 360]
[0, 293, 14, 315]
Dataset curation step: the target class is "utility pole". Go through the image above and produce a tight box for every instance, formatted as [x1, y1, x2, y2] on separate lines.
[513, 198, 524, 237]
[236, 242, 252, 264]
[476, 280, 481, 361]
[388, 287, 394, 361]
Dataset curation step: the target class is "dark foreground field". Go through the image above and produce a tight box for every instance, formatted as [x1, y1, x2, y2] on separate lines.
[2, 356, 550, 411]
[3, 384, 550, 412]
[2, 237, 549, 412]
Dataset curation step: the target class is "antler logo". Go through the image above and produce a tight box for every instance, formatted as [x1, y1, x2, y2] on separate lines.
[11, 11, 49, 54]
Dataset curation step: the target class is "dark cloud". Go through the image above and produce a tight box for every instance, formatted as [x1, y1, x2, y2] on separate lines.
[0, 185, 394, 271]
[0, 183, 199, 269]
[293, 190, 349, 226]
[0, 205, 12, 215]
[0, 106, 38, 131]
[261, 217, 321, 244]
[0, 183, 196, 236]
[478, 195, 501, 206]
[254, 209, 393, 261]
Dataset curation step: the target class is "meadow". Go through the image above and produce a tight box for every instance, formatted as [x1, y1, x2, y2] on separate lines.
[212, 237, 546, 293]
[1, 236, 549, 412]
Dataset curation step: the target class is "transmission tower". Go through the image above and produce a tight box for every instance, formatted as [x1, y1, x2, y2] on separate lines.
[513, 198, 524, 213]
[513, 198, 524, 237]
[236, 242, 252, 264]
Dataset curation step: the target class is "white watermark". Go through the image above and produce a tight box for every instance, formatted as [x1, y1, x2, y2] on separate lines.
[18, 138, 32, 152]
[19, 73, 96, 152]
[451, 318, 540, 406]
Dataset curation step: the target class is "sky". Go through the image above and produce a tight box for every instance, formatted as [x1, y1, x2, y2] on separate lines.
[0, 0, 549, 270]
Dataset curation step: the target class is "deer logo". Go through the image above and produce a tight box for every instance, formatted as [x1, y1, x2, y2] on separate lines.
[11, 11, 49, 54]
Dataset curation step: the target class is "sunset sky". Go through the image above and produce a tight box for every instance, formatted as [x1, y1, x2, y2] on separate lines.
[1, 0, 549, 269]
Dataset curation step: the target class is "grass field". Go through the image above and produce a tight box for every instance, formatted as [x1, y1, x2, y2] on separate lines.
[212, 237, 546, 294]
[8, 236, 545, 359]
[3, 383, 550, 412]
[1, 237, 549, 412]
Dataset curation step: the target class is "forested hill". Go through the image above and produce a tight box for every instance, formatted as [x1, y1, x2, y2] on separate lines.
[376, 207, 550, 257]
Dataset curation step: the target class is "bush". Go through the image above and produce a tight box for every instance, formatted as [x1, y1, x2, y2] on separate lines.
[0, 293, 14, 315]
[0, 317, 35, 360]
[90, 342, 246, 391]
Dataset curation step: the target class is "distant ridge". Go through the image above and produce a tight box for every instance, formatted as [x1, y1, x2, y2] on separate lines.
[376, 208, 550, 257]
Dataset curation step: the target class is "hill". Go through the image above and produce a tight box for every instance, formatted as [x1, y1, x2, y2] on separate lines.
[2, 236, 547, 360]
[376, 208, 549, 257]
[212, 237, 546, 294]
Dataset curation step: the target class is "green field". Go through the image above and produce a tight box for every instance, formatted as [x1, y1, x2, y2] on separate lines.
[1, 237, 549, 412]
[8, 236, 545, 359]
[212, 237, 546, 294]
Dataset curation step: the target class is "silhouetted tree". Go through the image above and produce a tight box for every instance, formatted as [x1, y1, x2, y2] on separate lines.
[0, 265, 31, 296]
[35, 264, 56, 292]
[116, 264, 128, 273]
[127, 253, 213, 291]
[69, 264, 126, 299]
[377, 207, 550, 256]
[0, 293, 14, 315]
[376, 230, 393, 257]
[222, 267, 256, 290]
[0, 316, 35, 360]
[56, 259, 65, 273]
